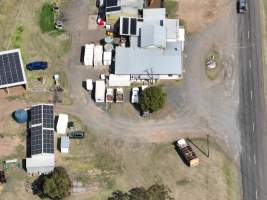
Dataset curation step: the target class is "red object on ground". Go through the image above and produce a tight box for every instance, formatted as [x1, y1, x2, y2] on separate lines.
[97, 18, 106, 27]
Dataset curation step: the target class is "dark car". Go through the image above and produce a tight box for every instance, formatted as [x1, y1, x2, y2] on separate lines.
[26, 61, 48, 71]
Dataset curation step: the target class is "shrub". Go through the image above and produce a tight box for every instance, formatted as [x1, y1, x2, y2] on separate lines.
[42, 167, 71, 200]
[139, 86, 167, 113]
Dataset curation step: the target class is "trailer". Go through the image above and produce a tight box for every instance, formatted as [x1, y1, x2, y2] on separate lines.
[84, 44, 94, 66]
[103, 51, 112, 66]
[176, 139, 199, 167]
[93, 45, 103, 66]
[115, 88, 124, 103]
[95, 80, 105, 102]
[106, 88, 114, 103]
[86, 79, 93, 91]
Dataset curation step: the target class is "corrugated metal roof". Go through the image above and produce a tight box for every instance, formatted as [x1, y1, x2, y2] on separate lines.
[115, 42, 182, 75]
[61, 136, 70, 148]
[143, 8, 166, 20]
[140, 25, 166, 48]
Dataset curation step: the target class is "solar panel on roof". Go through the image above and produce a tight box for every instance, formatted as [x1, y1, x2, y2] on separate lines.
[31, 126, 43, 155]
[122, 18, 129, 35]
[106, 6, 121, 13]
[43, 105, 54, 128]
[0, 51, 25, 86]
[106, 0, 118, 7]
[130, 18, 137, 35]
[31, 105, 42, 125]
[43, 129, 54, 153]
[30, 104, 54, 155]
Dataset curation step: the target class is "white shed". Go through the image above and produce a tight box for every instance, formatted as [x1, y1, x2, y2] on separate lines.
[56, 114, 69, 134]
[93, 45, 103, 66]
[84, 44, 94, 66]
[61, 136, 70, 153]
[95, 80, 105, 102]
[103, 51, 112, 66]
[109, 74, 130, 87]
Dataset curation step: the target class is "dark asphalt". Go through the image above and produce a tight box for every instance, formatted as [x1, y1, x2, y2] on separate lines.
[239, 0, 267, 199]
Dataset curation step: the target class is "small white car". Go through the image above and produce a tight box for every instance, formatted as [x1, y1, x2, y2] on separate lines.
[131, 87, 139, 104]
[86, 79, 93, 91]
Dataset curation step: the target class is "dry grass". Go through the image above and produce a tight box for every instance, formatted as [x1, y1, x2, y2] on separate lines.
[0, 0, 71, 104]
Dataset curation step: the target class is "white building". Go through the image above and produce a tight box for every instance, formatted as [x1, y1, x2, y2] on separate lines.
[26, 104, 55, 174]
[56, 114, 69, 134]
[112, 8, 185, 86]
[61, 136, 70, 153]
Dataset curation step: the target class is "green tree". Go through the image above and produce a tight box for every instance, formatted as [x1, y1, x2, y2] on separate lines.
[42, 167, 71, 200]
[139, 86, 167, 113]
[107, 184, 173, 200]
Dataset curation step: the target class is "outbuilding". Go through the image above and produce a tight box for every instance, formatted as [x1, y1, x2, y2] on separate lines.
[56, 114, 69, 134]
[61, 136, 70, 153]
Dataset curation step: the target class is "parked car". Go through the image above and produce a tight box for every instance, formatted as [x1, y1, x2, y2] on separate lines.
[26, 61, 48, 71]
[131, 87, 139, 104]
[68, 131, 85, 139]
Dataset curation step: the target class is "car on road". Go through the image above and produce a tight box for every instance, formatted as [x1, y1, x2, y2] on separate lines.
[26, 61, 48, 71]
[238, 0, 248, 13]
[131, 87, 139, 104]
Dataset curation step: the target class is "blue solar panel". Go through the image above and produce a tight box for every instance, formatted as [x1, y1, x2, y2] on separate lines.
[0, 52, 24, 86]
[43, 129, 54, 153]
[31, 105, 42, 125]
[31, 126, 42, 155]
[43, 105, 54, 128]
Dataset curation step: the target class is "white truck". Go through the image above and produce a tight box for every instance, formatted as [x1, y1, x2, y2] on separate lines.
[115, 88, 124, 103]
[95, 80, 105, 103]
[131, 87, 139, 104]
[106, 88, 114, 103]
[93, 45, 103, 67]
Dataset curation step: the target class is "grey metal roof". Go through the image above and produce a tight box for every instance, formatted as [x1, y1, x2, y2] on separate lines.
[115, 42, 182, 75]
[140, 25, 166, 48]
[61, 136, 70, 148]
[143, 8, 166, 21]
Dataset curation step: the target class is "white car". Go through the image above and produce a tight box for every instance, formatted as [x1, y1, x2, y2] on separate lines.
[131, 87, 139, 104]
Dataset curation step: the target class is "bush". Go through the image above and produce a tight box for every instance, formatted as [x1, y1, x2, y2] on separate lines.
[40, 3, 54, 32]
[41, 167, 71, 200]
[139, 86, 166, 113]
[108, 184, 174, 200]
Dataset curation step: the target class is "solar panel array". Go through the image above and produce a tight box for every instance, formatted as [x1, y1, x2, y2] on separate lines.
[43, 129, 54, 153]
[43, 105, 54, 128]
[121, 17, 138, 36]
[31, 126, 43, 155]
[106, 0, 121, 13]
[0, 51, 25, 87]
[30, 104, 54, 155]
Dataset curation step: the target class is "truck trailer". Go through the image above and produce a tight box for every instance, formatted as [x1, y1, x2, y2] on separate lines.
[176, 139, 199, 167]
[95, 80, 105, 102]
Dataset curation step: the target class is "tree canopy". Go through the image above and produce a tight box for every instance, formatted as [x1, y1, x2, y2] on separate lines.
[41, 167, 71, 200]
[139, 86, 166, 113]
[107, 184, 173, 200]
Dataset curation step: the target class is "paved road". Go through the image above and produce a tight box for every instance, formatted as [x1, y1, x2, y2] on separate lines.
[239, 0, 267, 199]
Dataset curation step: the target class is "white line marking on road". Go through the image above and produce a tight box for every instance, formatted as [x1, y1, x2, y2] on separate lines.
[252, 122, 255, 132]
[254, 154, 257, 165]
[250, 90, 253, 100]
[256, 189, 258, 199]
[248, 30, 250, 39]
[249, 60, 252, 69]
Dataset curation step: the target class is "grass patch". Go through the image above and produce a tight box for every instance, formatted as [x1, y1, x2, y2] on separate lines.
[39, 3, 54, 32]
[11, 26, 24, 48]
[205, 51, 222, 80]
[164, 0, 178, 18]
